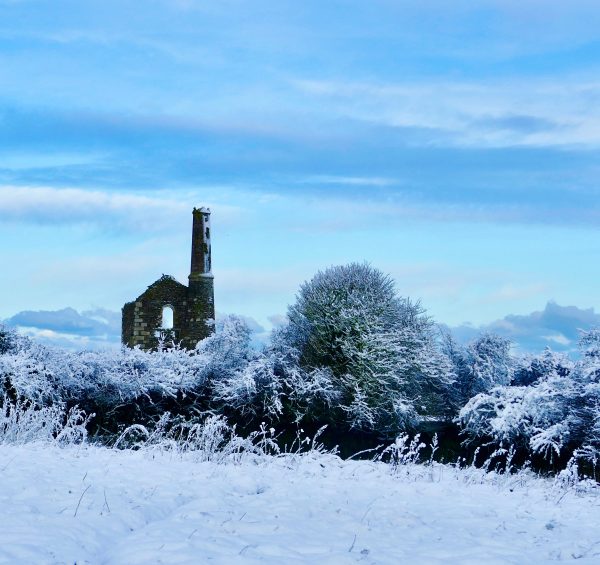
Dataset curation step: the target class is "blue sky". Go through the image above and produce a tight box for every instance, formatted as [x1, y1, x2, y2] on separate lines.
[1, 0, 600, 350]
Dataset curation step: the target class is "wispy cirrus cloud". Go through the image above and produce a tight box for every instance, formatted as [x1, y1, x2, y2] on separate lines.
[300, 175, 397, 187]
[0, 103, 598, 226]
[2, 183, 600, 240]
[292, 77, 600, 148]
[0, 186, 243, 232]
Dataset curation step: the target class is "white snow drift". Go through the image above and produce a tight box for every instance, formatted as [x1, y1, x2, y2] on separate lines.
[0, 443, 598, 564]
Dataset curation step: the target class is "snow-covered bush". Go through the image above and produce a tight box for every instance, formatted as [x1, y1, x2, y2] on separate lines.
[513, 348, 573, 387]
[458, 331, 600, 476]
[199, 315, 294, 420]
[0, 324, 21, 355]
[196, 315, 253, 381]
[279, 263, 454, 434]
[441, 331, 513, 406]
[578, 328, 600, 359]
[210, 325, 340, 423]
[1, 341, 203, 407]
[458, 381, 573, 461]
[0, 314, 285, 439]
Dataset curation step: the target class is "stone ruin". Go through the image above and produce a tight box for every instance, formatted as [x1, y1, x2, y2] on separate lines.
[121, 207, 215, 350]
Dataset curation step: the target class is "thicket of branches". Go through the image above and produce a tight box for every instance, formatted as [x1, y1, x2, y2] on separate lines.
[1, 262, 599, 477]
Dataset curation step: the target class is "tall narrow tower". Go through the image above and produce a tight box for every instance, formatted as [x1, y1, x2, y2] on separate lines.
[187, 207, 215, 343]
[190, 206, 212, 276]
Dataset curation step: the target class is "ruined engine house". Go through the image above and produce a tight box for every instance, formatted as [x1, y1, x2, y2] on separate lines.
[121, 207, 215, 350]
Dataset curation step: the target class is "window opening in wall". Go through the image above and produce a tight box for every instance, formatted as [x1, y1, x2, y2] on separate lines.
[162, 306, 174, 329]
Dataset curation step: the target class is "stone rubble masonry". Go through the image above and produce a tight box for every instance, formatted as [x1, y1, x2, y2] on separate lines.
[121, 208, 216, 350]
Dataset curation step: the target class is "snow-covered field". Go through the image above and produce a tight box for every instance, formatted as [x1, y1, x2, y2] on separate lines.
[0, 445, 599, 564]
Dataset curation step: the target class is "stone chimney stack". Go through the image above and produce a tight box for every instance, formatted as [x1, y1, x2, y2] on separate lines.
[190, 206, 212, 278]
[187, 207, 215, 344]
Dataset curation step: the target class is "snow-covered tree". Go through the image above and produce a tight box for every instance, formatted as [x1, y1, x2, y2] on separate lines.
[0, 324, 19, 355]
[279, 263, 454, 433]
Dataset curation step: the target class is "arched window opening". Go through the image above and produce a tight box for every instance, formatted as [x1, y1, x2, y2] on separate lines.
[162, 306, 174, 329]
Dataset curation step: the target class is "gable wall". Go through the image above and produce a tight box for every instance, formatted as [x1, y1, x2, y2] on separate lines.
[121, 276, 189, 350]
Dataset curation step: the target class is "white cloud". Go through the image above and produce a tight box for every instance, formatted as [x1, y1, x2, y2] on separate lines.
[292, 77, 600, 148]
[267, 314, 287, 327]
[542, 333, 572, 346]
[301, 175, 396, 187]
[0, 186, 244, 232]
[15, 326, 120, 351]
[486, 283, 549, 303]
[270, 192, 589, 230]
[450, 301, 600, 353]
[5, 306, 122, 351]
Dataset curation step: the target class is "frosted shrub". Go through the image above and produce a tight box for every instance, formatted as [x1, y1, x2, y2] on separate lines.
[280, 263, 454, 434]
[0, 320, 253, 433]
[0, 324, 21, 355]
[0, 340, 205, 408]
[210, 325, 341, 424]
[206, 317, 290, 420]
[196, 315, 253, 381]
[459, 381, 575, 463]
[441, 330, 513, 406]
[0, 315, 271, 437]
[513, 348, 573, 387]
[0, 398, 91, 445]
[458, 331, 600, 476]
[212, 353, 283, 418]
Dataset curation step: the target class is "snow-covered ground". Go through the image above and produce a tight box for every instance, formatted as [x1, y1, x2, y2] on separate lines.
[0, 445, 599, 564]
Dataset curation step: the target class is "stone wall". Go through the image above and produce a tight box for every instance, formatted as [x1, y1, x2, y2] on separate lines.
[121, 275, 189, 350]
